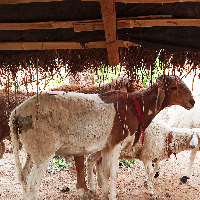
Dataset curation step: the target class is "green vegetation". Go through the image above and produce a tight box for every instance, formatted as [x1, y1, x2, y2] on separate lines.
[47, 67, 68, 88]
[137, 63, 164, 88]
[119, 159, 135, 168]
[94, 65, 123, 84]
[48, 155, 70, 173]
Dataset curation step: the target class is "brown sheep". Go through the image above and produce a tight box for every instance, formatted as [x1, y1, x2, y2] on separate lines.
[0, 76, 139, 158]
[9, 75, 194, 200]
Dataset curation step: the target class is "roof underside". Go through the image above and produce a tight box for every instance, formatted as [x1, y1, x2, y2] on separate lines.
[1, 0, 200, 74]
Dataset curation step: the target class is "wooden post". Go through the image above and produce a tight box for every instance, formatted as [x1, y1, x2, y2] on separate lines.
[100, 0, 119, 66]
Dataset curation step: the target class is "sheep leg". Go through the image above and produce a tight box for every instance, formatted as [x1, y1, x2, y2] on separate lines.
[21, 154, 33, 180]
[109, 144, 121, 200]
[152, 161, 161, 178]
[180, 148, 197, 184]
[96, 157, 103, 188]
[143, 160, 156, 198]
[86, 151, 102, 195]
[74, 155, 90, 200]
[22, 159, 50, 200]
[101, 148, 110, 200]
[187, 148, 197, 178]
[0, 141, 5, 159]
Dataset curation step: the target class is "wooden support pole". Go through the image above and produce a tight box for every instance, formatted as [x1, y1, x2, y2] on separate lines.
[100, 0, 119, 66]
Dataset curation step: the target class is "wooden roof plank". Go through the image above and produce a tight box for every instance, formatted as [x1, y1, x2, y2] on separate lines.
[2, 0, 200, 4]
[117, 18, 200, 28]
[100, 0, 119, 66]
[0, 0, 64, 4]
[1, 17, 199, 31]
[0, 42, 83, 50]
[0, 40, 139, 50]
[75, 18, 200, 32]
[82, 0, 200, 3]
[0, 21, 74, 30]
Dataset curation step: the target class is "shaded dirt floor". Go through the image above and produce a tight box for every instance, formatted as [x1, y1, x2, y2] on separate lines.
[0, 141, 200, 200]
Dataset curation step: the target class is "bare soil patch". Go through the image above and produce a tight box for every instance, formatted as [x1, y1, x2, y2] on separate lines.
[0, 141, 200, 200]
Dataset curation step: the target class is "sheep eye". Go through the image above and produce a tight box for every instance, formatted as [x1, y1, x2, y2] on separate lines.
[170, 86, 177, 90]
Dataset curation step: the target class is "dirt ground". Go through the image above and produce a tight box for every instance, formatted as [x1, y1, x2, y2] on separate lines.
[0, 141, 200, 200]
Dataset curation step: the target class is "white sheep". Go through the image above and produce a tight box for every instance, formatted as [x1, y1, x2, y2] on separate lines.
[87, 119, 200, 199]
[168, 97, 200, 183]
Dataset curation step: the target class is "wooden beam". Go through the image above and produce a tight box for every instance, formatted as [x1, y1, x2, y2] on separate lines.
[0, 20, 103, 31]
[74, 18, 200, 32]
[82, 0, 200, 3]
[117, 18, 200, 28]
[74, 21, 104, 32]
[87, 40, 139, 48]
[0, 40, 139, 50]
[0, 42, 84, 50]
[0, 0, 64, 4]
[1, 16, 198, 31]
[100, 0, 119, 66]
[0, 21, 74, 30]
[2, 0, 200, 4]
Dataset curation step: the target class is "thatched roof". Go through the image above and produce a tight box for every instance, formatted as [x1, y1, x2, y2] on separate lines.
[1, 0, 200, 75]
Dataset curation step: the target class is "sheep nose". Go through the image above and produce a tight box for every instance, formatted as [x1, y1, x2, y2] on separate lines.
[189, 99, 195, 107]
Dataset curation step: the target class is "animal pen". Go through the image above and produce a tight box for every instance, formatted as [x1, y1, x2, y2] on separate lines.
[1, 0, 200, 200]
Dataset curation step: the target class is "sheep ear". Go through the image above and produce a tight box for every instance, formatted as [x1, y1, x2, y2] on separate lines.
[156, 80, 165, 113]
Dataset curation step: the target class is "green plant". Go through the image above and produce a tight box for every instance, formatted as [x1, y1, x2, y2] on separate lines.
[47, 154, 70, 173]
[119, 159, 135, 168]
[137, 63, 164, 88]
[47, 67, 67, 88]
[94, 65, 124, 84]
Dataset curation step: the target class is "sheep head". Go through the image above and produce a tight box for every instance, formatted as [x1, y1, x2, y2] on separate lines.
[157, 75, 195, 111]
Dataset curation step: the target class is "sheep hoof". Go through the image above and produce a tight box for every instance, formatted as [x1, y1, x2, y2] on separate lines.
[77, 188, 92, 200]
[144, 181, 148, 189]
[165, 192, 171, 198]
[149, 194, 158, 200]
[154, 172, 159, 178]
[59, 185, 70, 193]
[89, 189, 97, 197]
[180, 176, 189, 184]
[101, 196, 109, 200]
[101, 193, 109, 200]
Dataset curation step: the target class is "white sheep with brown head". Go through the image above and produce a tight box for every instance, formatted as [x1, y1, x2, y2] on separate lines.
[9, 75, 194, 200]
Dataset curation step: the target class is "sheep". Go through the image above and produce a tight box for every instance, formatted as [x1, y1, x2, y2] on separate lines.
[0, 76, 139, 159]
[9, 75, 195, 200]
[87, 119, 200, 199]
[168, 98, 200, 184]
[51, 75, 142, 94]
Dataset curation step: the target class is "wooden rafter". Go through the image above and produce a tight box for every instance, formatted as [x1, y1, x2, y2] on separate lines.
[2, 0, 200, 4]
[100, 0, 119, 66]
[1, 17, 200, 31]
[75, 18, 200, 32]
[117, 18, 200, 28]
[0, 0, 64, 4]
[0, 40, 139, 50]
[0, 21, 74, 30]
[82, 0, 200, 3]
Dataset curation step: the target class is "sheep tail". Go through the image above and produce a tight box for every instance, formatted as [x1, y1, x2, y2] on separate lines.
[9, 111, 24, 184]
